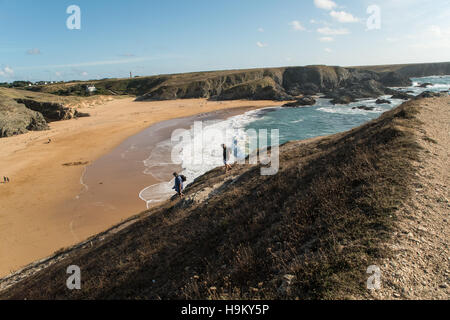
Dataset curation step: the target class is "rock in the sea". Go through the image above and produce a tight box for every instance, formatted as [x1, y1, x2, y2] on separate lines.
[415, 91, 441, 99]
[352, 105, 375, 111]
[283, 96, 316, 107]
[391, 92, 414, 100]
[376, 99, 391, 104]
[417, 82, 433, 88]
[330, 95, 355, 105]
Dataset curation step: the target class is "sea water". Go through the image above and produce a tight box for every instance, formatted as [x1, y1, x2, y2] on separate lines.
[139, 75, 450, 206]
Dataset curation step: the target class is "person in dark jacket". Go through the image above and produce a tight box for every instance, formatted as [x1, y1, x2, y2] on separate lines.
[172, 172, 184, 198]
[222, 144, 232, 173]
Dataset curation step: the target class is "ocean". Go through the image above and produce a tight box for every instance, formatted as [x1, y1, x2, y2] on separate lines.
[138, 75, 450, 206]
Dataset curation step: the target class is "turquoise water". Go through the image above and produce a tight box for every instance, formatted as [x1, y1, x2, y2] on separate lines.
[246, 75, 450, 145]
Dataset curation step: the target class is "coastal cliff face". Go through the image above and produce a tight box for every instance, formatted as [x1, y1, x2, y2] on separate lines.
[135, 65, 411, 102]
[24, 62, 449, 103]
[29, 63, 440, 102]
[0, 89, 91, 138]
[354, 62, 450, 78]
[0, 96, 49, 137]
[396, 62, 450, 78]
[14, 99, 78, 122]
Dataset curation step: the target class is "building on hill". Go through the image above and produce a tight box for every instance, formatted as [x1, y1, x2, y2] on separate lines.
[86, 85, 97, 94]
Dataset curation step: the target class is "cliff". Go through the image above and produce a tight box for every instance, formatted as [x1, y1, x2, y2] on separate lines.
[0, 96, 48, 137]
[26, 64, 421, 102]
[0, 88, 97, 138]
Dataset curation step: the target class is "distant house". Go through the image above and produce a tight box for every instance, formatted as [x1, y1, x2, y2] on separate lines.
[86, 85, 97, 94]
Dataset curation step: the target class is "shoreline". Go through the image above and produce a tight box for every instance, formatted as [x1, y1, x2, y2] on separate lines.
[0, 98, 285, 277]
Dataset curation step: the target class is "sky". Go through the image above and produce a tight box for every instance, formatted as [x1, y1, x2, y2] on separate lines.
[1, 0, 450, 82]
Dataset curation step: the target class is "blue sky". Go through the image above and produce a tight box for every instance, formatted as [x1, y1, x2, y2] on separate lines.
[1, 0, 449, 82]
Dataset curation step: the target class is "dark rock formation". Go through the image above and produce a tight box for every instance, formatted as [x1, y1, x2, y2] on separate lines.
[395, 62, 450, 78]
[282, 96, 316, 107]
[215, 77, 292, 101]
[417, 83, 433, 88]
[14, 99, 78, 122]
[376, 99, 391, 104]
[135, 66, 411, 102]
[379, 72, 413, 87]
[391, 92, 414, 100]
[0, 96, 49, 138]
[330, 95, 355, 105]
[352, 106, 375, 111]
[415, 91, 442, 99]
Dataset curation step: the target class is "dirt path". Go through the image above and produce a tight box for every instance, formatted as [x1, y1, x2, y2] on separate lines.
[370, 96, 450, 299]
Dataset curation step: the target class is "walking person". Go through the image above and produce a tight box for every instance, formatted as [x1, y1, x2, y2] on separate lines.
[3, 176, 6, 183]
[172, 172, 185, 198]
[222, 144, 232, 173]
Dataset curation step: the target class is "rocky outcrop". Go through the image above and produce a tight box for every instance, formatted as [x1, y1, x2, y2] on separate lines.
[330, 95, 355, 105]
[417, 83, 433, 88]
[391, 92, 415, 100]
[352, 105, 375, 111]
[396, 62, 450, 78]
[282, 96, 316, 107]
[282, 66, 352, 95]
[415, 91, 443, 99]
[134, 65, 411, 102]
[14, 99, 78, 122]
[325, 78, 395, 104]
[376, 99, 391, 104]
[379, 72, 413, 87]
[215, 77, 292, 101]
[0, 96, 48, 137]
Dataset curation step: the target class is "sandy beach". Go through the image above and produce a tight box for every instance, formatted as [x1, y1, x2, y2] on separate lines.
[0, 97, 285, 277]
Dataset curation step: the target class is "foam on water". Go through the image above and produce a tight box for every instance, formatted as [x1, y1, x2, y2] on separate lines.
[138, 108, 268, 206]
[396, 75, 450, 95]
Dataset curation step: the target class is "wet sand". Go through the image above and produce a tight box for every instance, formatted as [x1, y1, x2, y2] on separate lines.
[0, 97, 284, 277]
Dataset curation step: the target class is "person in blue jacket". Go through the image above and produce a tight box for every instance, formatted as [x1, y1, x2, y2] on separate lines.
[172, 172, 184, 198]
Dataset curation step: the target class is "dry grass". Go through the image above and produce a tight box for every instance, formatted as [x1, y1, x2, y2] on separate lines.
[0, 99, 425, 300]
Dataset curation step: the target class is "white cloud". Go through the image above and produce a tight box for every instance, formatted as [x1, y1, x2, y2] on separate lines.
[386, 37, 398, 43]
[314, 0, 337, 11]
[81, 71, 88, 76]
[26, 48, 41, 55]
[428, 25, 442, 36]
[319, 37, 334, 42]
[256, 41, 268, 48]
[325, 48, 333, 53]
[409, 25, 450, 49]
[0, 66, 14, 77]
[330, 11, 359, 23]
[55, 71, 62, 77]
[317, 27, 349, 35]
[4, 66, 14, 75]
[290, 20, 305, 31]
[258, 27, 264, 32]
